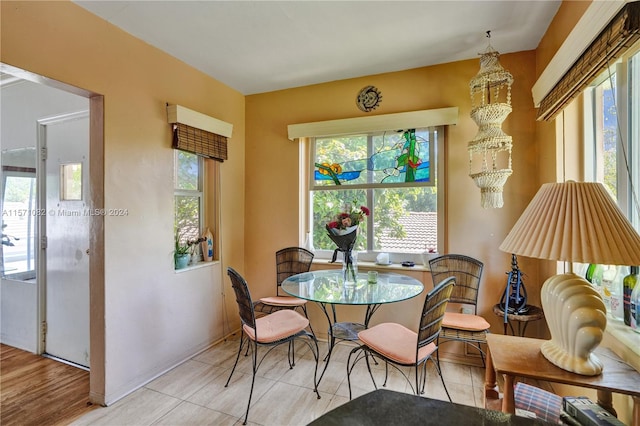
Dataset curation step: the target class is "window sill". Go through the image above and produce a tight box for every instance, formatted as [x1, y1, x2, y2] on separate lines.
[604, 316, 640, 371]
[311, 259, 431, 272]
[174, 260, 219, 274]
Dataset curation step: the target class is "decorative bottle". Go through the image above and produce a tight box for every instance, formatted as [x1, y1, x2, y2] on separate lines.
[624, 266, 638, 326]
[630, 280, 640, 333]
[609, 266, 626, 321]
[202, 228, 214, 261]
[585, 264, 603, 295]
[601, 265, 617, 312]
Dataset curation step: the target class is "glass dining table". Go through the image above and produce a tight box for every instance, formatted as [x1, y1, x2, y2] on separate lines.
[281, 269, 424, 384]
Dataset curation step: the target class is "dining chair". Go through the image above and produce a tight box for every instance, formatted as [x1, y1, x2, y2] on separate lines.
[253, 247, 315, 333]
[225, 267, 320, 425]
[428, 254, 489, 365]
[346, 276, 455, 401]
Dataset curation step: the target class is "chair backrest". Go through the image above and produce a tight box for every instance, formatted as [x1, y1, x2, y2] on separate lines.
[429, 254, 484, 310]
[227, 267, 257, 330]
[275, 247, 314, 294]
[417, 276, 455, 350]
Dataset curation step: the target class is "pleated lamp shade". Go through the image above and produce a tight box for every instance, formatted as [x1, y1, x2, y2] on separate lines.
[499, 181, 640, 266]
[501, 181, 640, 375]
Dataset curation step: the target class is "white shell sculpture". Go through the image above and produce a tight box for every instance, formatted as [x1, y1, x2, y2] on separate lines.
[540, 273, 607, 376]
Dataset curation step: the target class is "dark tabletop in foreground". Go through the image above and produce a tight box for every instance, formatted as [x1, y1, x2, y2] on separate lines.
[309, 389, 552, 426]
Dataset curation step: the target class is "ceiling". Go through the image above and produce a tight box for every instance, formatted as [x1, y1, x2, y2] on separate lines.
[73, 1, 561, 95]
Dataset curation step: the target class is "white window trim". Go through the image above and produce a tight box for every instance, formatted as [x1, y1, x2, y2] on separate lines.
[287, 107, 458, 140]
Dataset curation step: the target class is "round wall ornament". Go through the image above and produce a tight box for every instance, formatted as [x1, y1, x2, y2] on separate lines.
[356, 86, 382, 112]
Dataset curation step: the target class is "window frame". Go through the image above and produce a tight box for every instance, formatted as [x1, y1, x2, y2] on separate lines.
[584, 44, 640, 233]
[173, 150, 204, 259]
[307, 126, 445, 264]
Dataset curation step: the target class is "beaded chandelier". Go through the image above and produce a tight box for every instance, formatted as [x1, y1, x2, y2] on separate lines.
[468, 32, 514, 209]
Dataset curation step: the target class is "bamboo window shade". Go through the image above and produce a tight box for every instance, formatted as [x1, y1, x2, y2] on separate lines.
[172, 123, 228, 162]
[537, 1, 640, 122]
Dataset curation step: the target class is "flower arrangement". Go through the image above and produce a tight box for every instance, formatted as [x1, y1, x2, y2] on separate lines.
[326, 204, 370, 235]
[325, 203, 369, 282]
[175, 229, 205, 257]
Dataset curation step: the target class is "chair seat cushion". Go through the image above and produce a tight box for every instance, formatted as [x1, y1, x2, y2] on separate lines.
[259, 296, 306, 307]
[243, 309, 309, 343]
[442, 312, 490, 331]
[358, 323, 437, 364]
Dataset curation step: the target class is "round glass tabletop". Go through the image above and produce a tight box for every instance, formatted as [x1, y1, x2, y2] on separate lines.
[281, 269, 424, 305]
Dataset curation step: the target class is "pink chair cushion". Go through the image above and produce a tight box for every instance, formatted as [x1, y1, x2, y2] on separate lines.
[259, 296, 306, 307]
[358, 323, 437, 364]
[442, 312, 490, 331]
[243, 309, 309, 343]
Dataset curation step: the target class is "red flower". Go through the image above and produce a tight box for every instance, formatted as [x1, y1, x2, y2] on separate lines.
[328, 221, 338, 229]
[360, 206, 370, 216]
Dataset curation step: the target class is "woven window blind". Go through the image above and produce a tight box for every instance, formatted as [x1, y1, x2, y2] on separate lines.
[172, 123, 228, 162]
[537, 1, 640, 121]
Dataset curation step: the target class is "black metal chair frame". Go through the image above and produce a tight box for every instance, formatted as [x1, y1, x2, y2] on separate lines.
[253, 247, 315, 335]
[346, 277, 455, 401]
[428, 254, 487, 365]
[225, 267, 320, 425]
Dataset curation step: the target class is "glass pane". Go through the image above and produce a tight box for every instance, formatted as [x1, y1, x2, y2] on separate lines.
[313, 129, 433, 187]
[312, 189, 367, 251]
[2, 176, 37, 277]
[174, 195, 200, 243]
[60, 163, 82, 200]
[630, 52, 640, 232]
[595, 75, 617, 198]
[175, 151, 199, 190]
[374, 187, 437, 253]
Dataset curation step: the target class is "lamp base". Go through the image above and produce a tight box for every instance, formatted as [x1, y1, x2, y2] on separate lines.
[540, 340, 603, 376]
[540, 273, 607, 376]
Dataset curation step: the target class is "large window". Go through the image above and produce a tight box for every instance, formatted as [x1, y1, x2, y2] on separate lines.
[310, 127, 441, 260]
[586, 46, 640, 232]
[174, 150, 203, 254]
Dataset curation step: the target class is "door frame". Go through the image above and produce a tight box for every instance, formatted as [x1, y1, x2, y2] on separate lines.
[1, 62, 106, 405]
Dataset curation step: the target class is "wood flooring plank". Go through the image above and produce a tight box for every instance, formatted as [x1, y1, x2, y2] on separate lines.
[0, 344, 97, 426]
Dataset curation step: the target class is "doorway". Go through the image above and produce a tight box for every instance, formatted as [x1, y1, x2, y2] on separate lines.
[0, 62, 105, 403]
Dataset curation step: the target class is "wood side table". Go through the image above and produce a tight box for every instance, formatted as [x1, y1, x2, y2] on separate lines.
[492, 304, 544, 336]
[484, 334, 640, 426]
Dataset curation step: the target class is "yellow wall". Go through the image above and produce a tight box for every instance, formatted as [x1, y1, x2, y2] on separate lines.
[245, 50, 545, 351]
[1, 0, 245, 403]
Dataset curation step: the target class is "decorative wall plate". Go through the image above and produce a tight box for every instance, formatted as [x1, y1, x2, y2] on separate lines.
[356, 86, 382, 112]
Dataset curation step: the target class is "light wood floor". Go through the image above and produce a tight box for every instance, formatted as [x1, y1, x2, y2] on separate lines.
[0, 344, 97, 425]
[2, 336, 488, 425]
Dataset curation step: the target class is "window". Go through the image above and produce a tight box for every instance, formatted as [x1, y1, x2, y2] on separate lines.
[585, 46, 640, 233]
[310, 127, 442, 260]
[174, 150, 203, 254]
[1, 171, 37, 279]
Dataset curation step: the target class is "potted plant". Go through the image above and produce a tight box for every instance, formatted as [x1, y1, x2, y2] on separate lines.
[174, 229, 191, 270]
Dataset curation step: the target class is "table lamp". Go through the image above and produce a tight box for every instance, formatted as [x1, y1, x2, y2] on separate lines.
[499, 181, 640, 375]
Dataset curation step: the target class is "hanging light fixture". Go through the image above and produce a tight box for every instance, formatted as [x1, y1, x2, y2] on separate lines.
[468, 31, 514, 209]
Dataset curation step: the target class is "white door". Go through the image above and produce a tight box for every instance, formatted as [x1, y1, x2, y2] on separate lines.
[41, 111, 90, 368]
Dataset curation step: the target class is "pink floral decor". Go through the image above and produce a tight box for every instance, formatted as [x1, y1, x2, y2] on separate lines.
[326, 204, 370, 282]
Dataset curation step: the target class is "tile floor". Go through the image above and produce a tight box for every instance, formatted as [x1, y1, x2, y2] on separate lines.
[71, 334, 486, 425]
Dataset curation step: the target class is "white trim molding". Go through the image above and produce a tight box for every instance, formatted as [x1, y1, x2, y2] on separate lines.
[166, 104, 233, 138]
[287, 107, 458, 140]
[532, 0, 628, 108]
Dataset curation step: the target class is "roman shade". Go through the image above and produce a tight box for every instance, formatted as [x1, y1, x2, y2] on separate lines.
[167, 104, 232, 162]
[172, 123, 228, 162]
[537, 1, 640, 121]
